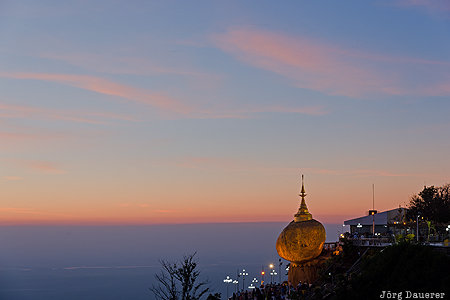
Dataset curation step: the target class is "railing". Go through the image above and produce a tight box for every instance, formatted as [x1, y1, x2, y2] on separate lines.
[323, 242, 338, 251]
[349, 237, 393, 247]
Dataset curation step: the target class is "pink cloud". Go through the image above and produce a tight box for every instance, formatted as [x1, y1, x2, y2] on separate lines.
[40, 52, 222, 85]
[19, 160, 66, 174]
[0, 72, 327, 119]
[0, 207, 43, 215]
[175, 157, 423, 178]
[302, 167, 424, 178]
[153, 209, 175, 213]
[175, 156, 244, 170]
[0, 102, 138, 124]
[2, 176, 23, 181]
[0, 131, 66, 144]
[193, 105, 328, 119]
[212, 28, 450, 97]
[395, 0, 450, 12]
[0, 72, 191, 114]
[0, 132, 40, 140]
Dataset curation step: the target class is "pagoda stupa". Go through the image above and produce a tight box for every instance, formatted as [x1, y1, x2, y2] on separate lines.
[276, 175, 326, 285]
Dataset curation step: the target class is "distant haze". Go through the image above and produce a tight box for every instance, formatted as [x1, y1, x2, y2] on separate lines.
[0, 223, 342, 299]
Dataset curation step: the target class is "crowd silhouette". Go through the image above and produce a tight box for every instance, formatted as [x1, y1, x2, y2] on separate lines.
[231, 281, 314, 300]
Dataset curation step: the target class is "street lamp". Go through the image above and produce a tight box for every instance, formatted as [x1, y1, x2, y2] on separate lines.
[239, 269, 248, 291]
[270, 269, 277, 284]
[232, 280, 238, 293]
[278, 259, 282, 283]
[251, 277, 258, 288]
[223, 276, 232, 299]
[269, 263, 275, 284]
[417, 212, 421, 242]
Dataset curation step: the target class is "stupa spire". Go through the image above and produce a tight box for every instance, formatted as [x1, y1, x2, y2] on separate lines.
[294, 174, 312, 222]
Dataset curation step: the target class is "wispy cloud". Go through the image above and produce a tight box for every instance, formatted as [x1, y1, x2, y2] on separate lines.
[41, 52, 222, 84]
[395, 0, 450, 12]
[0, 71, 326, 119]
[0, 207, 72, 219]
[117, 203, 151, 208]
[2, 176, 23, 181]
[0, 207, 45, 215]
[0, 72, 191, 114]
[0, 102, 138, 124]
[153, 209, 176, 213]
[0, 131, 64, 142]
[302, 167, 422, 178]
[0, 132, 40, 140]
[193, 105, 328, 119]
[17, 160, 66, 174]
[176, 156, 242, 170]
[212, 28, 450, 97]
[175, 156, 423, 178]
[115, 203, 174, 213]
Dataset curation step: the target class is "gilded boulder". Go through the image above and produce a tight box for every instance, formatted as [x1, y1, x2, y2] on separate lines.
[276, 219, 326, 263]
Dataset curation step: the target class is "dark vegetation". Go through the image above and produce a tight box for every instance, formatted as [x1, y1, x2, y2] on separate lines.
[407, 184, 450, 225]
[150, 253, 217, 300]
[310, 241, 450, 300]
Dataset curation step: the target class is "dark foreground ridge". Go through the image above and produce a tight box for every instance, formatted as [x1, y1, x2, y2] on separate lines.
[291, 241, 450, 300]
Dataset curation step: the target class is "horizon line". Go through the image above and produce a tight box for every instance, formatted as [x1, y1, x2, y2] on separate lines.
[0, 219, 347, 226]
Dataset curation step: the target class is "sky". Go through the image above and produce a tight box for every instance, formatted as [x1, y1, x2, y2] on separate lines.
[0, 0, 449, 225]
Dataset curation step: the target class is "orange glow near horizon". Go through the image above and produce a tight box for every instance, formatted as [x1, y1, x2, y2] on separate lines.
[2, 170, 446, 226]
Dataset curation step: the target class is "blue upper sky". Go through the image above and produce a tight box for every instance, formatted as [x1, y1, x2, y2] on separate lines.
[0, 0, 449, 224]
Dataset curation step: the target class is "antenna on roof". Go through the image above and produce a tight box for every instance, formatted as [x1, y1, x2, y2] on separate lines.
[372, 184, 375, 210]
[372, 184, 375, 235]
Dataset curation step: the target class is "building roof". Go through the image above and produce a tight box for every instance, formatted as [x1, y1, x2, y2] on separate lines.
[344, 207, 407, 226]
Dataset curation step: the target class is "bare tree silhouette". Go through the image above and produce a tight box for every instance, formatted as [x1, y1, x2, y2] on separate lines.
[150, 253, 210, 300]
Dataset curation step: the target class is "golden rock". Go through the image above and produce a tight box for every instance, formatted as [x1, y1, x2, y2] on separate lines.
[276, 219, 325, 263]
[276, 176, 326, 264]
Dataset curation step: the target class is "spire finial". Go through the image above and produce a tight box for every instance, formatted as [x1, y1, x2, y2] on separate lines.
[294, 174, 312, 222]
[300, 174, 306, 199]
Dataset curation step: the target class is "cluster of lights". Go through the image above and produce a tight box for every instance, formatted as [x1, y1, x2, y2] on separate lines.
[239, 269, 249, 290]
[248, 278, 258, 289]
[223, 276, 232, 284]
[223, 275, 236, 299]
[446, 225, 450, 232]
[225, 262, 285, 292]
[357, 223, 362, 228]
